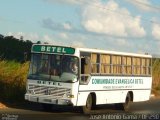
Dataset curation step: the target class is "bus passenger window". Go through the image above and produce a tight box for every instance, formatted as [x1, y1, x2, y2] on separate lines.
[101, 54, 111, 74]
[80, 57, 90, 84]
[81, 57, 90, 74]
[91, 53, 100, 73]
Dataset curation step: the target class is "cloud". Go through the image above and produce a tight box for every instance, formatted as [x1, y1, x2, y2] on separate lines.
[82, 0, 146, 38]
[42, 18, 88, 35]
[59, 33, 68, 39]
[71, 41, 85, 47]
[37, 34, 59, 44]
[7, 32, 59, 44]
[126, 0, 159, 12]
[40, 0, 155, 54]
[42, 1, 146, 38]
[116, 39, 127, 46]
[62, 22, 72, 30]
[152, 24, 160, 41]
[42, 18, 73, 32]
[7, 32, 39, 42]
[42, 32, 69, 45]
[43, 34, 54, 44]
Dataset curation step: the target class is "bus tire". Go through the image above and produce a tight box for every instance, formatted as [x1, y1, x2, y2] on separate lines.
[119, 93, 131, 112]
[82, 94, 93, 114]
[41, 103, 52, 111]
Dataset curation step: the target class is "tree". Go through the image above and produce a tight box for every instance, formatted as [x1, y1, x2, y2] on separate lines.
[37, 41, 41, 44]
[0, 34, 4, 39]
[0, 34, 33, 62]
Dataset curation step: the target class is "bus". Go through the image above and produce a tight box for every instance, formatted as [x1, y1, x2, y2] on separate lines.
[25, 44, 152, 113]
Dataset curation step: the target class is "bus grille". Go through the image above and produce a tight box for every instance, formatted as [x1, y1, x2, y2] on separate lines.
[28, 84, 71, 98]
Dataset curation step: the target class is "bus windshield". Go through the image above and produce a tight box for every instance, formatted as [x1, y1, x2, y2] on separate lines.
[28, 54, 79, 83]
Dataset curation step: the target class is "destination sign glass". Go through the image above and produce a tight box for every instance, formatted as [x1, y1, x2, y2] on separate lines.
[32, 45, 75, 54]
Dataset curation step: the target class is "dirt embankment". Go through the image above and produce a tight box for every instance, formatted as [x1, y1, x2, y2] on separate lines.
[0, 102, 8, 109]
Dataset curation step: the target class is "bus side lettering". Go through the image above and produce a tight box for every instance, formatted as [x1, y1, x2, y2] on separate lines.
[92, 78, 143, 85]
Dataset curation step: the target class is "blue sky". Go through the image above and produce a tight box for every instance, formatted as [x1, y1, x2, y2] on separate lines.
[0, 0, 160, 55]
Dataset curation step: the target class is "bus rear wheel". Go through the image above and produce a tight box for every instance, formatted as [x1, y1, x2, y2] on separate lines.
[115, 93, 131, 112]
[83, 94, 93, 114]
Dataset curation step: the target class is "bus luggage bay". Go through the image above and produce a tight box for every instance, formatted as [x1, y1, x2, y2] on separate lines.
[25, 44, 152, 113]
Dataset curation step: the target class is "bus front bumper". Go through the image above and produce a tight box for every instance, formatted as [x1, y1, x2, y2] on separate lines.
[25, 94, 73, 106]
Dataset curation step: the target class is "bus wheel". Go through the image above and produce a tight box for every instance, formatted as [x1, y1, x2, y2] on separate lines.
[123, 93, 131, 111]
[83, 94, 93, 114]
[115, 93, 131, 112]
[41, 103, 52, 111]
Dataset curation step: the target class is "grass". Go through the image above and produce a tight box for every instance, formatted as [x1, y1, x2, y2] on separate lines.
[0, 58, 160, 103]
[0, 60, 29, 102]
[152, 58, 160, 96]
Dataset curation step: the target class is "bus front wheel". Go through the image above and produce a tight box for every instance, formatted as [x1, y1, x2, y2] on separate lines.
[83, 94, 93, 114]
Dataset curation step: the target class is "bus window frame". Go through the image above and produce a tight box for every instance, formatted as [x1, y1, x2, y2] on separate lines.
[79, 51, 152, 85]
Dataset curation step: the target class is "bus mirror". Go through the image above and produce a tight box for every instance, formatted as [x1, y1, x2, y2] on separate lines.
[85, 57, 90, 65]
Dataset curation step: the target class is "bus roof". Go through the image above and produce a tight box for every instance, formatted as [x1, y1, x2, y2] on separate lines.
[32, 44, 152, 58]
[77, 47, 152, 58]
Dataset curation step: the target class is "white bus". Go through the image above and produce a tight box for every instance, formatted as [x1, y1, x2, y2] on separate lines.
[25, 44, 152, 113]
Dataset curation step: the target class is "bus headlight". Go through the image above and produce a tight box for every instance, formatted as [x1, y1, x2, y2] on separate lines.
[67, 95, 74, 98]
[63, 94, 74, 98]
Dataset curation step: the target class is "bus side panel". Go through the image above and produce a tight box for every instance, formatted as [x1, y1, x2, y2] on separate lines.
[78, 76, 152, 106]
[77, 87, 128, 105]
[95, 91, 127, 104]
[133, 90, 151, 102]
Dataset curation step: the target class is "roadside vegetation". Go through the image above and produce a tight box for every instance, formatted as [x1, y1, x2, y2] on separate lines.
[0, 60, 29, 102]
[0, 34, 32, 103]
[152, 58, 160, 96]
[0, 34, 32, 62]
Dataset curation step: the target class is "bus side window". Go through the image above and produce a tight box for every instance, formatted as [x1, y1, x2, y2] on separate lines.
[80, 57, 90, 84]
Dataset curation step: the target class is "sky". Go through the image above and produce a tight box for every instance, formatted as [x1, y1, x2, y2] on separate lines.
[0, 0, 160, 55]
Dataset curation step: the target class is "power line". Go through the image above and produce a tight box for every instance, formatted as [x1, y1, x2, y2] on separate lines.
[133, 0, 160, 11]
[77, 0, 160, 26]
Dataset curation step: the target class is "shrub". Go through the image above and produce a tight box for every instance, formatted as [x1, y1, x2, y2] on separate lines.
[152, 58, 160, 90]
[0, 60, 29, 102]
